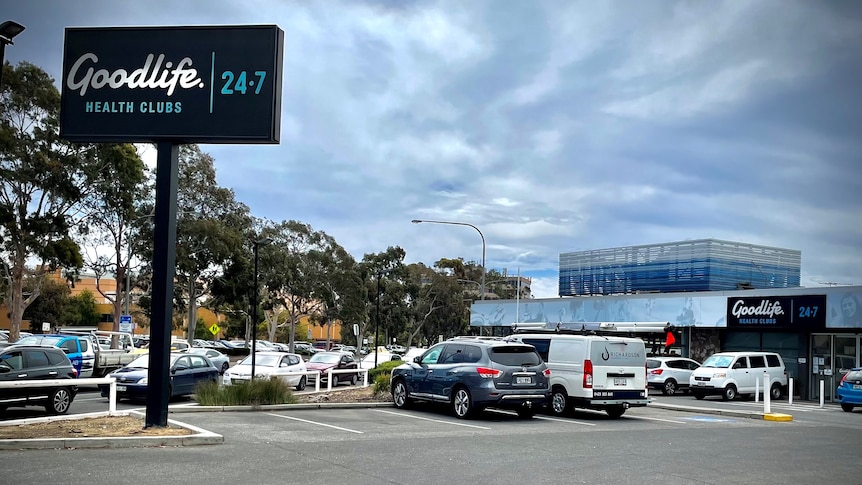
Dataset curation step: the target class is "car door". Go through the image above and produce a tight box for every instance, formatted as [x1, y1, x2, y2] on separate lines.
[23, 349, 57, 401]
[731, 356, 755, 392]
[188, 355, 214, 388]
[0, 350, 28, 402]
[411, 344, 445, 397]
[340, 353, 358, 381]
[428, 344, 463, 399]
[170, 356, 195, 396]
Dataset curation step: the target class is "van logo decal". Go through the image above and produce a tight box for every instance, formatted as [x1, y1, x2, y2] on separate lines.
[602, 348, 610, 361]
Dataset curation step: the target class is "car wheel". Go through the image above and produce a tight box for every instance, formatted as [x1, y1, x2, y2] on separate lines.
[662, 379, 678, 396]
[550, 387, 569, 416]
[606, 405, 626, 419]
[331, 375, 339, 387]
[770, 383, 782, 400]
[452, 386, 475, 419]
[350, 373, 358, 386]
[517, 407, 535, 419]
[392, 379, 411, 409]
[722, 385, 737, 401]
[221, 362, 229, 374]
[295, 376, 307, 391]
[693, 392, 705, 400]
[46, 387, 72, 415]
[840, 403, 854, 412]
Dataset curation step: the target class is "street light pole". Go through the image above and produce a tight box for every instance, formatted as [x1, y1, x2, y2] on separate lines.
[0, 21, 26, 88]
[375, 271, 383, 369]
[250, 237, 273, 380]
[412, 219, 486, 334]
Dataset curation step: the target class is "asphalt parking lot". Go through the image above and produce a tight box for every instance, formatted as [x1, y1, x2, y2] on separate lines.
[5, 397, 861, 485]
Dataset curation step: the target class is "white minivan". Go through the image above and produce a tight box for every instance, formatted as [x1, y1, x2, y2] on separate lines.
[689, 351, 787, 401]
[506, 333, 648, 418]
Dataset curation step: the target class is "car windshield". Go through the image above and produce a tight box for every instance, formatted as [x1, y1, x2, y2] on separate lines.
[238, 354, 280, 367]
[126, 354, 182, 369]
[16, 336, 64, 346]
[309, 353, 340, 364]
[702, 355, 734, 368]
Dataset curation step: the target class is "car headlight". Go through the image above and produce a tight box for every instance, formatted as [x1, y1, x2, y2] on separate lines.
[712, 372, 726, 379]
[138, 377, 148, 384]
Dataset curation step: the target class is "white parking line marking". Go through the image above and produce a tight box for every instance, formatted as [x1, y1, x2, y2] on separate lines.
[265, 412, 364, 434]
[627, 415, 686, 424]
[374, 409, 492, 430]
[534, 415, 597, 426]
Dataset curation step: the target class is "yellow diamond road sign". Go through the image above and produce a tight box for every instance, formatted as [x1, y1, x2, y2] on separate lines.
[209, 324, 220, 335]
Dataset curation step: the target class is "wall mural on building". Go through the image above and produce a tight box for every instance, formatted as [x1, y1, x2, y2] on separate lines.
[829, 290, 862, 328]
[471, 294, 728, 328]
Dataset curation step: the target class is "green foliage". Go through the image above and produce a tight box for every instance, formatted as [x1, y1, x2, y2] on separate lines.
[373, 373, 391, 394]
[61, 289, 101, 327]
[368, 360, 401, 383]
[23, 278, 71, 331]
[194, 378, 297, 406]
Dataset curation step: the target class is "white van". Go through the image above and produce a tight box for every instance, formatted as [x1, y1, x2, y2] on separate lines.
[689, 351, 787, 401]
[506, 333, 648, 418]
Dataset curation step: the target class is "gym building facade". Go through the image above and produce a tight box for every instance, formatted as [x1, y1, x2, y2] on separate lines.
[470, 239, 861, 403]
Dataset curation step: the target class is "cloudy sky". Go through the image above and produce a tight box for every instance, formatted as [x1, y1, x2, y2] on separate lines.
[5, 1, 861, 297]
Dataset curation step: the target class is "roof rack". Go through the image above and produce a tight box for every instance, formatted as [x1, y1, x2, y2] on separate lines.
[509, 321, 681, 357]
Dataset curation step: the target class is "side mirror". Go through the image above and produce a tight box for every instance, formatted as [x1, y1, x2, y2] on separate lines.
[172, 364, 188, 373]
[0, 365, 10, 373]
[413, 356, 422, 364]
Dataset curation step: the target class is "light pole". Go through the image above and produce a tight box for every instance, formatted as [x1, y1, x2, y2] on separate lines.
[250, 237, 273, 380]
[0, 21, 25, 88]
[375, 270, 387, 369]
[412, 219, 486, 333]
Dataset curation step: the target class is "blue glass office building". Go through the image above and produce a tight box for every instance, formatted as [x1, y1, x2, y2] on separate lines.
[559, 239, 801, 296]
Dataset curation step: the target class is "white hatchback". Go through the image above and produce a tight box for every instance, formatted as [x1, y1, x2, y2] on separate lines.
[223, 352, 308, 390]
[647, 357, 701, 396]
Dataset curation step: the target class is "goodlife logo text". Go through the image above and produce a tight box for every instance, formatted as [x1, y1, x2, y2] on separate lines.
[66, 53, 204, 96]
[731, 299, 785, 319]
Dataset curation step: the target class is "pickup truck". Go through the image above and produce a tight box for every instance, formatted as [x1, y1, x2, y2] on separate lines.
[15, 330, 137, 378]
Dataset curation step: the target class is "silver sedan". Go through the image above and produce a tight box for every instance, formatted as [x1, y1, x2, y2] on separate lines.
[189, 348, 231, 374]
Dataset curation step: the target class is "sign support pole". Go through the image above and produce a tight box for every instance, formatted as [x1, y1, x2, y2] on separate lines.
[145, 142, 179, 428]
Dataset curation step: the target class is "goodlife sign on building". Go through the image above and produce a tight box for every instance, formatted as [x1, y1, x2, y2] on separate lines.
[60, 25, 283, 143]
[726, 295, 827, 329]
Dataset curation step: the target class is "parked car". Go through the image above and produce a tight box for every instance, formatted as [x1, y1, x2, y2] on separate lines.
[390, 338, 550, 419]
[647, 357, 702, 396]
[223, 352, 308, 390]
[0, 346, 78, 415]
[837, 367, 862, 412]
[505, 332, 648, 418]
[99, 352, 219, 402]
[305, 351, 360, 386]
[359, 351, 401, 370]
[293, 342, 318, 359]
[189, 348, 231, 374]
[689, 351, 787, 401]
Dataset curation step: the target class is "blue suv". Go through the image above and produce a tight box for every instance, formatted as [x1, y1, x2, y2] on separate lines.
[390, 338, 550, 419]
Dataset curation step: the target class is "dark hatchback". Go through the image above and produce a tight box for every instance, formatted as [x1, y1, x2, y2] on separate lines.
[0, 346, 78, 415]
[100, 352, 218, 401]
[390, 338, 550, 419]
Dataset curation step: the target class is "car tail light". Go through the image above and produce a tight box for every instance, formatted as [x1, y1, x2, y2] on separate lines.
[840, 372, 849, 385]
[584, 359, 593, 388]
[476, 367, 501, 378]
[543, 368, 551, 377]
[645, 362, 649, 389]
[72, 368, 78, 378]
[650, 369, 664, 375]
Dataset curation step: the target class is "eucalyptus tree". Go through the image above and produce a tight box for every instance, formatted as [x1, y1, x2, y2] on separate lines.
[256, 220, 344, 349]
[0, 61, 90, 341]
[307, 243, 365, 349]
[360, 247, 409, 349]
[76, 143, 148, 333]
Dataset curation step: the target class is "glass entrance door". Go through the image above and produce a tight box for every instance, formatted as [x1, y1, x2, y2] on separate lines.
[810, 334, 832, 402]
[833, 336, 860, 398]
[810, 334, 861, 402]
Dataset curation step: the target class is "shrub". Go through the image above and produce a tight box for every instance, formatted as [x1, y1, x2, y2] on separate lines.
[373, 373, 390, 394]
[195, 378, 297, 407]
[368, 360, 401, 382]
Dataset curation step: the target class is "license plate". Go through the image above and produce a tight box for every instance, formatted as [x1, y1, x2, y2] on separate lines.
[696, 381, 705, 386]
[116, 385, 126, 392]
[515, 376, 532, 384]
[853, 384, 862, 390]
[613, 378, 626, 386]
